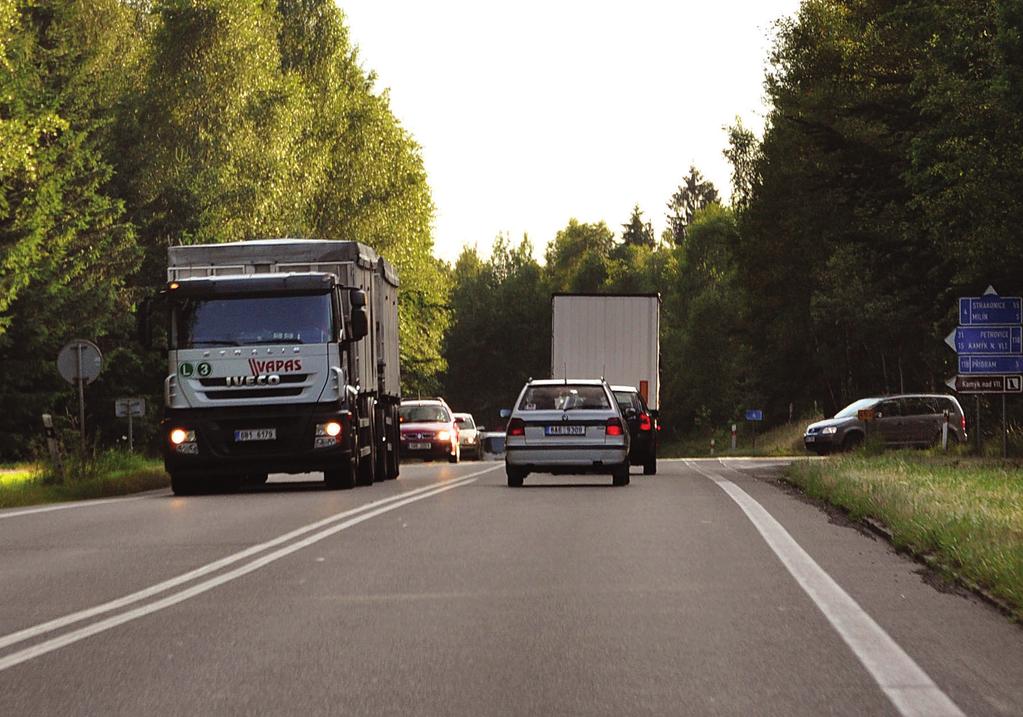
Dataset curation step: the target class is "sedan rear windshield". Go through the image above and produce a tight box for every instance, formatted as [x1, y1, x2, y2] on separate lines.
[518, 385, 610, 411]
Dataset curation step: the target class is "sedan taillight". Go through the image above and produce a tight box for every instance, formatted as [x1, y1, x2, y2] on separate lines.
[639, 413, 652, 431]
[606, 417, 624, 436]
[507, 418, 525, 437]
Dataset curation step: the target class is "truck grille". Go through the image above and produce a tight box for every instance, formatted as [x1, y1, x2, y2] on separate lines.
[204, 387, 304, 400]
[197, 374, 311, 401]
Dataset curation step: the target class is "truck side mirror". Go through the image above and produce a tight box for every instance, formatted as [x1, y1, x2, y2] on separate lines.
[348, 288, 368, 341]
[349, 307, 368, 341]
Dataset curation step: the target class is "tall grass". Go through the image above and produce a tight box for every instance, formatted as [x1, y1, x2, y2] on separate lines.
[0, 450, 167, 509]
[786, 455, 1023, 619]
[662, 418, 814, 458]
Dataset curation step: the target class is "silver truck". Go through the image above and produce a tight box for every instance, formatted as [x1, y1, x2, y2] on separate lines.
[145, 239, 401, 494]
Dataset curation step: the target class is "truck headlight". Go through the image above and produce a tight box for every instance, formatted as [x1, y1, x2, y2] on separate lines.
[316, 421, 342, 437]
[170, 428, 196, 445]
[821, 427, 838, 435]
[315, 421, 343, 448]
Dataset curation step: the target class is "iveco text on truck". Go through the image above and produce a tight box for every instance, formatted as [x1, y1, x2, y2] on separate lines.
[146, 239, 401, 495]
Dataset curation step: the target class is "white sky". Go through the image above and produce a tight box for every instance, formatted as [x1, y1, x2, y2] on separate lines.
[338, 1, 803, 262]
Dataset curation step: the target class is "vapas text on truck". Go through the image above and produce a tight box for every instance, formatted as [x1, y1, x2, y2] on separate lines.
[248, 358, 303, 374]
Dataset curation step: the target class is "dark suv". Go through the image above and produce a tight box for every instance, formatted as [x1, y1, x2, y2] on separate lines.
[804, 394, 967, 454]
[612, 385, 658, 474]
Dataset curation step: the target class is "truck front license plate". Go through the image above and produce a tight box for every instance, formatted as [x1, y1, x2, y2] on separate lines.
[545, 425, 585, 436]
[234, 428, 277, 442]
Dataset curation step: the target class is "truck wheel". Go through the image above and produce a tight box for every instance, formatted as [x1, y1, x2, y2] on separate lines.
[325, 458, 356, 490]
[643, 452, 657, 475]
[375, 405, 388, 479]
[171, 473, 199, 496]
[612, 464, 630, 486]
[506, 466, 525, 487]
[357, 435, 376, 487]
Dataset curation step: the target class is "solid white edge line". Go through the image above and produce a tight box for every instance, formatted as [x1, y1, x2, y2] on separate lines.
[0, 471, 487, 672]
[0, 495, 149, 520]
[685, 460, 964, 717]
[0, 465, 500, 653]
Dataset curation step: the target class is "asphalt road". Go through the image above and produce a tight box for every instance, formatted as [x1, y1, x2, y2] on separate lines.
[1, 458, 1021, 716]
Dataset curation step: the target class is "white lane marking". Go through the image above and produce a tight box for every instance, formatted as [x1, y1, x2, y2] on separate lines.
[0, 470, 490, 672]
[685, 460, 964, 717]
[0, 465, 500, 653]
[0, 495, 151, 521]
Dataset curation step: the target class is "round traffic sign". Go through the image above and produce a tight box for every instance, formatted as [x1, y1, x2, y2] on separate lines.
[57, 339, 103, 384]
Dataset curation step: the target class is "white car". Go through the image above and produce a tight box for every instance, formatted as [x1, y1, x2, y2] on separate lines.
[503, 378, 631, 487]
[453, 412, 482, 460]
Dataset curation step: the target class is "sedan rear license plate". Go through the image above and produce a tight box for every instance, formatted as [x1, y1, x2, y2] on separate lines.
[408, 442, 431, 450]
[234, 428, 276, 442]
[545, 425, 585, 436]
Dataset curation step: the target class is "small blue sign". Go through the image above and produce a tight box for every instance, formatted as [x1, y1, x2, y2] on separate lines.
[958, 355, 1023, 374]
[745, 409, 763, 422]
[953, 326, 1022, 355]
[959, 294, 1022, 325]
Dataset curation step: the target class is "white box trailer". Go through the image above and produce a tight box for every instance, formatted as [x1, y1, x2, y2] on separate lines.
[550, 293, 660, 410]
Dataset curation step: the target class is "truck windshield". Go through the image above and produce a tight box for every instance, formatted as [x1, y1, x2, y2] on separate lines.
[174, 293, 333, 348]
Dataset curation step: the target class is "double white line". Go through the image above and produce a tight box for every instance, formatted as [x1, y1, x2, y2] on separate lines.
[0, 466, 498, 672]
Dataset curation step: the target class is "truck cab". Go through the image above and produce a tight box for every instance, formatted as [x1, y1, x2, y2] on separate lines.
[151, 239, 401, 495]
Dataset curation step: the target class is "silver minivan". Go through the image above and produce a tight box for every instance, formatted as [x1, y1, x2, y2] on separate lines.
[503, 379, 631, 487]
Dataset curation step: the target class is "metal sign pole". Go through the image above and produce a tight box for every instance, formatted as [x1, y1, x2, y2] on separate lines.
[76, 343, 86, 448]
[128, 411, 134, 453]
[1003, 394, 1008, 459]
[975, 396, 981, 454]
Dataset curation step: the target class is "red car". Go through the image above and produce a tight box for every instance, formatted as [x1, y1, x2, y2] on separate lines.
[399, 399, 461, 463]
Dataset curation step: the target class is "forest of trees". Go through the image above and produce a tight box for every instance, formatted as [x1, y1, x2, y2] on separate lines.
[442, 0, 1023, 439]
[2, 0, 1022, 459]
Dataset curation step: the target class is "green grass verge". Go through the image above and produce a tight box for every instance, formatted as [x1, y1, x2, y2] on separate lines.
[661, 418, 814, 458]
[0, 452, 168, 510]
[785, 454, 1023, 620]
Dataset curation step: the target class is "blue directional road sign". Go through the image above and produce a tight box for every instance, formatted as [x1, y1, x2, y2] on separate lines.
[947, 326, 1023, 355]
[745, 409, 763, 421]
[958, 355, 1023, 374]
[959, 294, 1022, 325]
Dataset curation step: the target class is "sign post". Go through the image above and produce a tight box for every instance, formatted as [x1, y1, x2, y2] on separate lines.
[57, 340, 103, 448]
[115, 398, 146, 452]
[745, 409, 763, 451]
[946, 287, 1021, 457]
[41, 413, 62, 478]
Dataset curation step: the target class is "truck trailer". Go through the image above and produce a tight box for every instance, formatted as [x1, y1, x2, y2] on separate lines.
[550, 293, 661, 409]
[150, 239, 401, 494]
